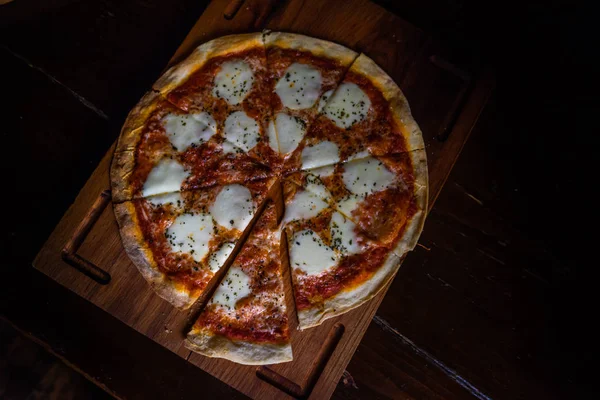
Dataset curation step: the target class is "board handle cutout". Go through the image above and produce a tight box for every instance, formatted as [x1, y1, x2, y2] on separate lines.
[257, 322, 345, 399]
[429, 55, 472, 142]
[61, 189, 112, 284]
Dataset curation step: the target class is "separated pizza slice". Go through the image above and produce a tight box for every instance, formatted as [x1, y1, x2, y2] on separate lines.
[114, 178, 275, 309]
[283, 53, 425, 172]
[111, 90, 272, 203]
[282, 180, 402, 329]
[264, 32, 358, 159]
[152, 33, 283, 170]
[286, 149, 427, 258]
[186, 202, 292, 365]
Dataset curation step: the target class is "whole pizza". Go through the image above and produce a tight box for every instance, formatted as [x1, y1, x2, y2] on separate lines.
[111, 32, 428, 365]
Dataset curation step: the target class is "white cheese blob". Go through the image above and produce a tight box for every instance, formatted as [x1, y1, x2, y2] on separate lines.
[142, 158, 189, 197]
[275, 63, 322, 110]
[213, 60, 254, 105]
[211, 266, 252, 310]
[342, 156, 395, 197]
[301, 141, 340, 170]
[324, 82, 371, 129]
[336, 194, 361, 218]
[289, 230, 339, 275]
[162, 112, 216, 152]
[317, 89, 334, 113]
[148, 192, 184, 208]
[284, 189, 329, 223]
[223, 111, 260, 152]
[330, 212, 362, 255]
[267, 119, 279, 152]
[210, 184, 254, 231]
[221, 140, 240, 155]
[165, 213, 214, 262]
[309, 164, 335, 178]
[273, 112, 306, 154]
[208, 242, 236, 273]
[346, 149, 370, 162]
[304, 174, 332, 202]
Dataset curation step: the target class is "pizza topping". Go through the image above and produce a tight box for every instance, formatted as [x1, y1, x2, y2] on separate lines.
[165, 212, 214, 262]
[147, 192, 184, 208]
[275, 63, 322, 110]
[304, 174, 332, 202]
[162, 112, 217, 152]
[223, 111, 260, 152]
[336, 194, 362, 218]
[210, 266, 252, 311]
[208, 242, 235, 273]
[284, 188, 329, 223]
[267, 118, 280, 152]
[342, 156, 395, 197]
[142, 158, 190, 197]
[301, 141, 340, 170]
[324, 82, 371, 129]
[290, 230, 339, 275]
[272, 112, 306, 154]
[212, 60, 254, 105]
[317, 89, 334, 113]
[330, 211, 362, 255]
[209, 184, 254, 231]
[309, 164, 335, 178]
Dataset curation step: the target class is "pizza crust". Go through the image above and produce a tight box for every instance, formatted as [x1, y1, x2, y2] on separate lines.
[114, 201, 194, 310]
[152, 32, 264, 96]
[264, 31, 358, 66]
[297, 251, 402, 330]
[110, 90, 163, 203]
[350, 54, 425, 153]
[185, 328, 293, 365]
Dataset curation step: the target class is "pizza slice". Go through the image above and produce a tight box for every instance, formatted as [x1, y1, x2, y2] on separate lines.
[111, 90, 272, 203]
[264, 32, 358, 159]
[186, 202, 292, 365]
[114, 178, 275, 309]
[283, 53, 425, 172]
[152, 33, 282, 170]
[282, 180, 402, 329]
[286, 149, 428, 257]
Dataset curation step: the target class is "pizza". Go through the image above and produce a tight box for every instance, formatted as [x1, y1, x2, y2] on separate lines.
[187, 202, 292, 364]
[111, 32, 428, 364]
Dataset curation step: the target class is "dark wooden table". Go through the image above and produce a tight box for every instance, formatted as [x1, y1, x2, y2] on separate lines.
[1, 1, 594, 399]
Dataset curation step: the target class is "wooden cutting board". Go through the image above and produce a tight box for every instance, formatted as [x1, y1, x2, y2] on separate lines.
[33, 0, 494, 398]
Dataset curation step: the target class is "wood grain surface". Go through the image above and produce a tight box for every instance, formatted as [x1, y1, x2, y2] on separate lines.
[29, 1, 493, 399]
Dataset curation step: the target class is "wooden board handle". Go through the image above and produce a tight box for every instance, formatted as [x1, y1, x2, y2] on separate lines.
[61, 190, 112, 284]
[257, 323, 345, 399]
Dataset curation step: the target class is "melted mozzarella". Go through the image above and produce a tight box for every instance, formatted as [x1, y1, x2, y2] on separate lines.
[324, 82, 371, 129]
[273, 112, 306, 154]
[208, 242, 235, 273]
[330, 212, 362, 255]
[211, 266, 252, 310]
[210, 184, 254, 231]
[317, 89, 334, 113]
[165, 213, 214, 262]
[304, 174, 332, 202]
[213, 60, 254, 105]
[336, 194, 361, 218]
[346, 149, 370, 161]
[301, 141, 340, 170]
[267, 119, 279, 152]
[148, 192, 184, 208]
[283, 189, 329, 223]
[162, 112, 216, 152]
[142, 158, 189, 197]
[342, 156, 395, 197]
[275, 63, 322, 110]
[309, 164, 335, 178]
[223, 111, 260, 152]
[289, 230, 339, 275]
